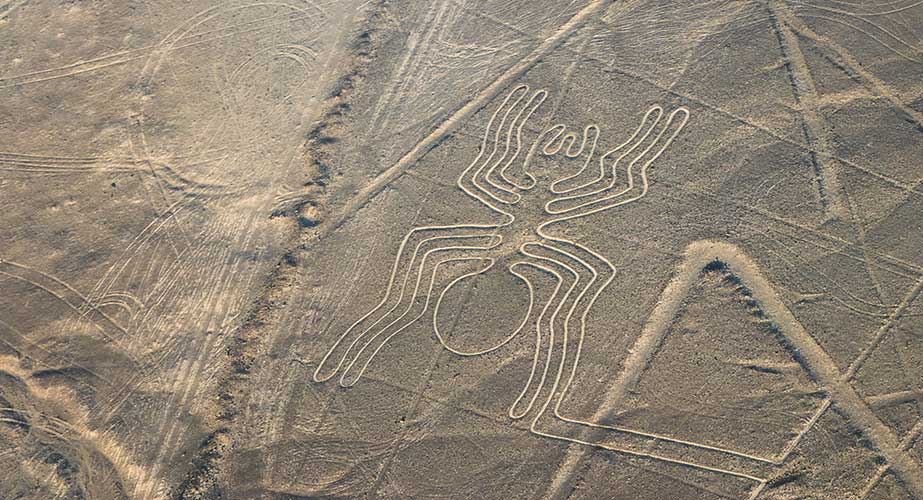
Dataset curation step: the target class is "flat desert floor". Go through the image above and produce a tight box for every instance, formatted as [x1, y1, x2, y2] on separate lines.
[2, 1, 923, 499]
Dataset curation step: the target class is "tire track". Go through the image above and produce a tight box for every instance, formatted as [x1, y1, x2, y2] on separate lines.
[308, 0, 616, 241]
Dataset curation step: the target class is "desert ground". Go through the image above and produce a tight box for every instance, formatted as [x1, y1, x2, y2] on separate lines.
[2, 1, 923, 499]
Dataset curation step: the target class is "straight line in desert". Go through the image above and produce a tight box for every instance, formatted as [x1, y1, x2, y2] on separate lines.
[454, 2, 923, 205]
[310, 0, 614, 240]
[543, 240, 923, 500]
[767, 0, 848, 221]
[779, 5, 923, 131]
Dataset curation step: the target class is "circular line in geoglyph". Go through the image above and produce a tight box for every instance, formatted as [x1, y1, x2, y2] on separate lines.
[308, 85, 884, 494]
[311, 82, 920, 497]
[432, 261, 536, 357]
[314, 82, 690, 413]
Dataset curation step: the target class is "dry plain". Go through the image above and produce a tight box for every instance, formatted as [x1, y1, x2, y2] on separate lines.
[2, 1, 923, 499]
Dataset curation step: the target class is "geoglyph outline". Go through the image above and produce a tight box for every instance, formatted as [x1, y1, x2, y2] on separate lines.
[310, 85, 923, 499]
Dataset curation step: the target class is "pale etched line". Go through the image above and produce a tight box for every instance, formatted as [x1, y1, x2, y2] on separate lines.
[506, 262, 565, 420]
[453, 2, 923, 206]
[538, 110, 689, 224]
[227, 42, 318, 84]
[544, 106, 660, 206]
[336, 240, 501, 387]
[517, 242, 599, 426]
[776, 398, 830, 461]
[523, 242, 771, 492]
[844, 272, 923, 382]
[360, 94, 802, 494]
[512, 106, 769, 498]
[364, 0, 453, 134]
[790, 0, 923, 61]
[823, 251, 923, 499]
[867, 389, 923, 409]
[105, 12, 342, 446]
[0, 259, 129, 339]
[538, 230, 772, 496]
[314, 233, 499, 383]
[309, 0, 614, 239]
[344, 255, 498, 379]
[801, 11, 923, 62]
[120, 6, 332, 342]
[138, 209, 270, 498]
[85, 198, 189, 313]
[510, 244, 582, 420]
[545, 124, 601, 194]
[315, 83, 806, 493]
[311, 88, 768, 495]
[512, 28, 596, 194]
[655, 180, 923, 280]
[314, 84, 533, 390]
[318, 84, 604, 420]
[432, 261, 536, 357]
[0, 8, 313, 82]
[744, 233, 911, 320]
[480, 89, 549, 199]
[859, 419, 923, 499]
[0, 0, 26, 21]
[453, 84, 535, 215]
[543, 108, 689, 216]
[110, 27, 334, 447]
[782, 8, 923, 131]
[140, 3, 325, 87]
[533, 94, 921, 496]
[470, 86, 534, 205]
[793, 0, 923, 18]
[544, 241, 923, 499]
[769, 0, 848, 220]
[1, 8, 325, 89]
[316, 85, 552, 386]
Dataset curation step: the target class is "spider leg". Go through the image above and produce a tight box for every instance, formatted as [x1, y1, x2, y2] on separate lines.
[313, 226, 498, 384]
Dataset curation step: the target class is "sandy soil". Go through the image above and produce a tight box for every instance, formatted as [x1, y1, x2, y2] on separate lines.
[2, 1, 923, 499]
